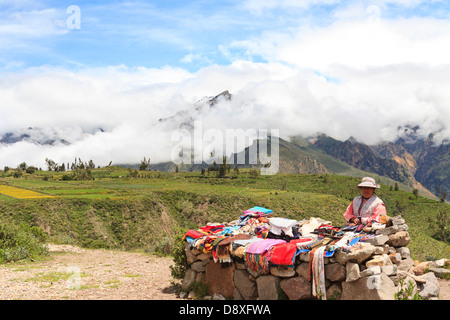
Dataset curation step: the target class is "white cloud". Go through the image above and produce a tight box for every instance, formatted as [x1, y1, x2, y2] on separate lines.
[1, 1, 450, 168]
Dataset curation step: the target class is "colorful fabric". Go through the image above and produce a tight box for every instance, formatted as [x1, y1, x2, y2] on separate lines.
[213, 234, 252, 262]
[269, 238, 313, 267]
[245, 239, 286, 274]
[311, 246, 327, 300]
[183, 229, 208, 240]
[199, 224, 225, 234]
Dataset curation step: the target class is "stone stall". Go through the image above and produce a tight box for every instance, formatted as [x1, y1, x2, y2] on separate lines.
[181, 208, 447, 300]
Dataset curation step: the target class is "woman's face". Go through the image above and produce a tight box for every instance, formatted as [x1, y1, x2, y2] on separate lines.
[360, 187, 375, 198]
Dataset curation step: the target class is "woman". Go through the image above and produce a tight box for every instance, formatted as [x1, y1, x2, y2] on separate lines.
[344, 177, 387, 226]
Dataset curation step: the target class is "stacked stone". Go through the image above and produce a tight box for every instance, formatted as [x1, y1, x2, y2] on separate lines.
[180, 215, 445, 300]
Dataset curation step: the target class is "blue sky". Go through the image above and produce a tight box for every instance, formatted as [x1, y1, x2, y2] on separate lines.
[1, 0, 450, 167]
[2, 0, 448, 72]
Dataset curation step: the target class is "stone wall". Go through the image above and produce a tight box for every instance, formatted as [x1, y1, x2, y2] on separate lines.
[181, 215, 446, 300]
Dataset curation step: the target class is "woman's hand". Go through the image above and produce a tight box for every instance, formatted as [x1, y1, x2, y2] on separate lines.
[348, 217, 361, 226]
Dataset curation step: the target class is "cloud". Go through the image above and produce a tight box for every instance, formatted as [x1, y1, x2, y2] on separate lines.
[2, 56, 449, 169]
[1, 1, 450, 169]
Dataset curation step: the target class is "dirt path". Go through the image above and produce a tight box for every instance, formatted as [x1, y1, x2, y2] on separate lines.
[0, 244, 180, 300]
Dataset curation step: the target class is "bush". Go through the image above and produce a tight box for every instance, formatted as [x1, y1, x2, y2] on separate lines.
[0, 223, 48, 263]
[170, 230, 189, 279]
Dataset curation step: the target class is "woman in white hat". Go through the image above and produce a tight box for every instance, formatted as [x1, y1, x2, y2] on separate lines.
[344, 177, 387, 226]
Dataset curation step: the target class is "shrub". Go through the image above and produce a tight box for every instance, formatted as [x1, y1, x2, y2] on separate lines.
[0, 223, 48, 263]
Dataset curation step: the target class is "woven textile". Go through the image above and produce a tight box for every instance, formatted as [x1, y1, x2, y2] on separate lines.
[245, 239, 286, 274]
[311, 246, 327, 300]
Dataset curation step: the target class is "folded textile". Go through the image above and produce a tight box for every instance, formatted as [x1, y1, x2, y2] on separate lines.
[183, 229, 207, 240]
[200, 224, 225, 234]
[215, 234, 252, 263]
[268, 217, 298, 238]
[311, 246, 327, 300]
[245, 239, 286, 274]
[245, 239, 286, 255]
[301, 217, 332, 236]
[269, 238, 313, 267]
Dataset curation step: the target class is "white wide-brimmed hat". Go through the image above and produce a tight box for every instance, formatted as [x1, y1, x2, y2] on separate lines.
[357, 177, 380, 189]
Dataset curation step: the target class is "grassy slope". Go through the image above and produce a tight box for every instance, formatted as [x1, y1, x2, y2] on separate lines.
[0, 167, 448, 261]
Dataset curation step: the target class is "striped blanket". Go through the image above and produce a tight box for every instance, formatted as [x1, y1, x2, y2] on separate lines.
[245, 239, 286, 274]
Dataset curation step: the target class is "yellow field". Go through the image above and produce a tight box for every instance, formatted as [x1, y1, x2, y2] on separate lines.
[0, 185, 54, 199]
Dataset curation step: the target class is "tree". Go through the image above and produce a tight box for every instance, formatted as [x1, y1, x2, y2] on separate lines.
[45, 158, 56, 171]
[217, 156, 229, 178]
[139, 157, 151, 171]
[18, 162, 27, 170]
[438, 186, 447, 203]
[88, 160, 95, 169]
[428, 208, 449, 242]
[412, 188, 419, 200]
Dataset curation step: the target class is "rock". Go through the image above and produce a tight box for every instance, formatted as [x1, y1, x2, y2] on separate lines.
[234, 269, 257, 300]
[346, 262, 360, 282]
[381, 265, 397, 276]
[395, 275, 418, 298]
[417, 272, 440, 299]
[434, 259, 446, 267]
[197, 252, 212, 261]
[295, 263, 310, 280]
[341, 272, 396, 300]
[270, 266, 296, 278]
[181, 268, 197, 290]
[326, 283, 342, 300]
[387, 231, 411, 247]
[397, 257, 415, 272]
[428, 267, 450, 279]
[335, 244, 376, 265]
[325, 263, 346, 282]
[397, 270, 426, 284]
[389, 252, 402, 264]
[373, 245, 388, 255]
[411, 261, 436, 276]
[396, 247, 410, 259]
[185, 244, 197, 264]
[195, 272, 206, 284]
[298, 252, 310, 262]
[213, 293, 226, 300]
[391, 215, 405, 225]
[364, 234, 389, 246]
[360, 266, 381, 277]
[376, 225, 399, 236]
[205, 260, 235, 298]
[366, 254, 390, 267]
[280, 276, 312, 300]
[191, 261, 206, 272]
[256, 275, 280, 300]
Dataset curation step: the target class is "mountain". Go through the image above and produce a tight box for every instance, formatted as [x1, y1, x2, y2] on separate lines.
[394, 133, 450, 198]
[152, 90, 444, 198]
[310, 132, 447, 198]
[0, 128, 70, 146]
[2, 89, 447, 199]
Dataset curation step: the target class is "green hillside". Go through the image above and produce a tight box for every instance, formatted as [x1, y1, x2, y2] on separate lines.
[0, 167, 448, 263]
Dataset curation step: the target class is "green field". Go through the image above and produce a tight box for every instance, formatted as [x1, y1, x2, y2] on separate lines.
[0, 167, 448, 263]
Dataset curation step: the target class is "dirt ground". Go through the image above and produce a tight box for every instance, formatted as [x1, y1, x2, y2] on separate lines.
[0, 244, 180, 300]
[0, 244, 448, 300]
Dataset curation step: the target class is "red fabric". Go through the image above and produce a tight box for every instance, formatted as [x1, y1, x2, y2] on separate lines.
[199, 224, 224, 234]
[183, 229, 207, 240]
[270, 238, 312, 266]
